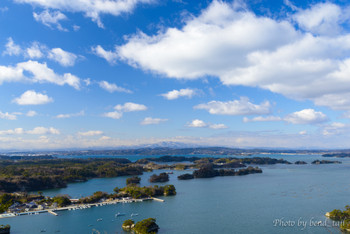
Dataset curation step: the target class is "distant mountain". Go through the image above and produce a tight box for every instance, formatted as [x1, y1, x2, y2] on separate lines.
[136, 141, 201, 149]
[33, 146, 332, 157]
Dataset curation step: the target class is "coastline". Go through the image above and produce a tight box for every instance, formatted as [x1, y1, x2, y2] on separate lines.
[0, 197, 161, 219]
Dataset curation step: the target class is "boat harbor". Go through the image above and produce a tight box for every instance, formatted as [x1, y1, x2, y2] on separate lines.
[0, 197, 158, 219]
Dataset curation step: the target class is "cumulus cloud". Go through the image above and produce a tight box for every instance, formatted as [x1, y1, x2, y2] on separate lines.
[114, 102, 147, 112]
[103, 111, 123, 119]
[25, 42, 45, 58]
[14, 0, 155, 28]
[33, 10, 67, 31]
[0, 60, 81, 89]
[292, 2, 345, 36]
[141, 117, 168, 125]
[0, 127, 59, 135]
[3, 38, 79, 67]
[115, 1, 350, 110]
[13, 90, 53, 105]
[0, 128, 24, 135]
[161, 88, 196, 100]
[99, 81, 132, 93]
[3, 37, 21, 56]
[103, 102, 147, 120]
[0, 111, 18, 120]
[78, 130, 103, 136]
[188, 119, 207, 128]
[55, 110, 84, 119]
[195, 97, 271, 116]
[92, 45, 118, 64]
[187, 119, 227, 129]
[48, 48, 78, 66]
[284, 109, 328, 124]
[27, 126, 60, 135]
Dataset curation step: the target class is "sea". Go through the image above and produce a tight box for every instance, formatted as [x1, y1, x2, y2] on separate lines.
[3, 154, 350, 234]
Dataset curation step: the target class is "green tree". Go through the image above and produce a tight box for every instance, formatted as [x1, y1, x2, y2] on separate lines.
[113, 186, 119, 194]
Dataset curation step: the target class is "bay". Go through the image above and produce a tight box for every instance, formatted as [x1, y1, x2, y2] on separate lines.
[3, 154, 350, 234]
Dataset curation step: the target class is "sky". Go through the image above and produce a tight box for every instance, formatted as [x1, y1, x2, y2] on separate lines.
[2, 0, 350, 150]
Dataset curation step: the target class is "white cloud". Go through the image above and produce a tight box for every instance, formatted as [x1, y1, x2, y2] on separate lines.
[187, 119, 227, 129]
[0, 127, 59, 135]
[26, 110, 37, 117]
[0, 128, 24, 135]
[25, 42, 44, 59]
[188, 119, 207, 128]
[292, 2, 344, 36]
[322, 122, 347, 136]
[243, 116, 282, 123]
[0, 111, 18, 120]
[27, 126, 60, 135]
[141, 117, 168, 125]
[92, 45, 118, 64]
[55, 110, 84, 119]
[78, 130, 103, 136]
[103, 102, 146, 119]
[115, 1, 350, 110]
[18, 60, 81, 89]
[33, 10, 67, 31]
[48, 48, 78, 66]
[3, 37, 21, 56]
[0, 60, 81, 89]
[13, 90, 53, 105]
[103, 111, 123, 119]
[117, 1, 298, 79]
[195, 97, 271, 116]
[3, 38, 79, 67]
[15, 0, 155, 28]
[99, 81, 132, 93]
[161, 88, 196, 100]
[114, 102, 147, 112]
[284, 109, 328, 124]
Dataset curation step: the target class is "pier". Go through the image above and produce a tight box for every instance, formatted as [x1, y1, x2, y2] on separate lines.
[48, 210, 58, 216]
[151, 197, 165, 202]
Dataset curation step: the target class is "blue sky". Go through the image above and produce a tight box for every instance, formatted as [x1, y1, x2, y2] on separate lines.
[1, 0, 350, 150]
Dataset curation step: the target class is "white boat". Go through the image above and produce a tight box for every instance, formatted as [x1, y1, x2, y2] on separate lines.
[115, 212, 126, 217]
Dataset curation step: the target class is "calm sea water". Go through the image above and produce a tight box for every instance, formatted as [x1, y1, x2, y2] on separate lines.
[4, 154, 350, 234]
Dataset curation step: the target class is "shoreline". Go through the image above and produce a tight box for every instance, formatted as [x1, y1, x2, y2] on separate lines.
[0, 197, 162, 219]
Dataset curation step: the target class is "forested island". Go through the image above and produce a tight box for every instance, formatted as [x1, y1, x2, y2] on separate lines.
[326, 205, 350, 232]
[311, 160, 341, 164]
[178, 165, 262, 180]
[0, 154, 330, 193]
[149, 173, 169, 183]
[123, 218, 159, 233]
[0, 176, 176, 214]
[0, 158, 143, 192]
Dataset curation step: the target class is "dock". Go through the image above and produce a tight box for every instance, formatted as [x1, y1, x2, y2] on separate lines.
[48, 210, 58, 216]
[151, 197, 165, 202]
